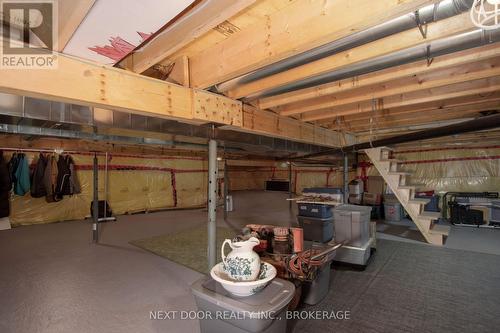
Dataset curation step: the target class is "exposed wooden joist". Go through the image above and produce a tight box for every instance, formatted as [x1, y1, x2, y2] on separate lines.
[0, 51, 347, 147]
[258, 44, 500, 109]
[121, 0, 257, 74]
[57, 0, 96, 52]
[302, 77, 500, 121]
[355, 118, 478, 141]
[334, 93, 500, 123]
[226, 12, 474, 99]
[0, 52, 238, 124]
[280, 58, 500, 116]
[343, 102, 500, 131]
[168, 55, 190, 87]
[187, 0, 439, 89]
[221, 105, 356, 147]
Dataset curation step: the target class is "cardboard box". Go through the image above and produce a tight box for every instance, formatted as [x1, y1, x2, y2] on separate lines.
[363, 192, 382, 205]
[367, 176, 385, 194]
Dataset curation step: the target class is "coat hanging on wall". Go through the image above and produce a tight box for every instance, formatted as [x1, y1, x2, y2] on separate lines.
[44, 154, 59, 203]
[13, 153, 30, 196]
[31, 153, 48, 198]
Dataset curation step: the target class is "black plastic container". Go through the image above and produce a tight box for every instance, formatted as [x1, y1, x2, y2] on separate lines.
[297, 203, 333, 218]
[297, 215, 334, 243]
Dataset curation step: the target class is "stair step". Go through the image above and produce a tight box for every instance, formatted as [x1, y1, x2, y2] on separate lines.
[380, 146, 394, 151]
[408, 198, 430, 205]
[418, 211, 441, 220]
[398, 185, 417, 190]
[429, 224, 450, 236]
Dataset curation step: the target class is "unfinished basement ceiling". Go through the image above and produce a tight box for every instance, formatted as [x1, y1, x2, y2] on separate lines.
[61, 0, 195, 64]
[113, 0, 500, 141]
[2, 0, 500, 153]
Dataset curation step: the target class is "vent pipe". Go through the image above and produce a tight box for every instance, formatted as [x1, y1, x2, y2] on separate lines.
[214, 0, 475, 93]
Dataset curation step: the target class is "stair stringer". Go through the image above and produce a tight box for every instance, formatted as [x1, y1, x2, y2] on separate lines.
[364, 147, 444, 245]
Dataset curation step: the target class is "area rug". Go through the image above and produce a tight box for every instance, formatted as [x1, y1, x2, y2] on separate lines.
[292, 239, 500, 333]
[130, 225, 236, 274]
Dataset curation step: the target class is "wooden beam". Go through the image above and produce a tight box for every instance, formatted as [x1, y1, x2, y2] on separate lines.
[0, 51, 348, 147]
[302, 77, 500, 121]
[168, 55, 190, 87]
[0, 52, 239, 125]
[258, 44, 500, 109]
[226, 12, 474, 99]
[122, 0, 257, 73]
[188, 0, 438, 89]
[336, 93, 500, 122]
[343, 102, 500, 131]
[281, 58, 500, 116]
[57, 0, 96, 51]
[220, 105, 356, 147]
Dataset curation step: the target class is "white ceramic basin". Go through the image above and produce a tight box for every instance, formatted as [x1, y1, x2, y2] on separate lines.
[210, 262, 277, 297]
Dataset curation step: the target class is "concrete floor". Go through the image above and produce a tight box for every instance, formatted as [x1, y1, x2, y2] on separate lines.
[0, 190, 498, 332]
[377, 217, 500, 255]
[0, 191, 295, 333]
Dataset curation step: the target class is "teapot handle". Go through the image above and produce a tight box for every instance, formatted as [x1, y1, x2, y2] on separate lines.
[221, 239, 232, 264]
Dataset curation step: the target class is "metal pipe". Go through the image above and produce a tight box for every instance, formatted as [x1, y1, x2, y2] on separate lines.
[215, 0, 474, 93]
[207, 139, 218, 270]
[249, 28, 500, 99]
[343, 154, 349, 204]
[223, 159, 228, 221]
[104, 152, 108, 219]
[92, 154, 99, 243]
[297, 113, 500, 160]
[288, 162, 292, 211]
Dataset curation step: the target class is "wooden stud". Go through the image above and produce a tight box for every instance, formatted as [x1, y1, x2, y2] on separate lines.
[57, 0, 96, 52]
[120, 0, 257, 73]
[302, 77, 500, 121]
[226, 12, 474, 99]
[188, 0, 438, 89]
[258, 44, 500, 109]
[280, 59, 500, 116]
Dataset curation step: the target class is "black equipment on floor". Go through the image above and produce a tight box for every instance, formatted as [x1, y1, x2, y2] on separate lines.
[90, 200, 113, 220]
[444, 192, 499, 228]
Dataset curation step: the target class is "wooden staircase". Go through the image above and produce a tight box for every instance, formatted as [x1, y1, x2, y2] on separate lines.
[364, 147, 450, 245]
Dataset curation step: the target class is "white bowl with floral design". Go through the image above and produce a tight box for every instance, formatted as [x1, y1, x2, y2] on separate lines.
[210, 262, 277, 297]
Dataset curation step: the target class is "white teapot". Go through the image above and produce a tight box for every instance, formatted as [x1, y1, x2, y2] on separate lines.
[221, 237, 261, 281]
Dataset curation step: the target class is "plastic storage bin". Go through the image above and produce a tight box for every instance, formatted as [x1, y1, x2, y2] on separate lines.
[348, 179, 364, 194]
[491, 200, 500, 222]
[191, 276, 295, 333]
[415, 194, 440, 212]
[384, 202, 403, 222]
[333, 204, 372, 247]
[297, 215, 334, 243]
[302, 264, 331, 305]
[297, 203, 332, 218]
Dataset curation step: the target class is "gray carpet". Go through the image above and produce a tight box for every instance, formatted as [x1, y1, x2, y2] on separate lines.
[130, 226, 235, 274]
[293, 239, 500, 333]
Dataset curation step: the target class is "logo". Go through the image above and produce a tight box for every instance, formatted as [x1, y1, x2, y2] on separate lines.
[1, 0, 58, 68]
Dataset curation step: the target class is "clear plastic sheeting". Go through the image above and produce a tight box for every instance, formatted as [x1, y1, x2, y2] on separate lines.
[6, 152, 212, 226]
[366, 146, 500, 193]
[228, 166, 356, 193]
